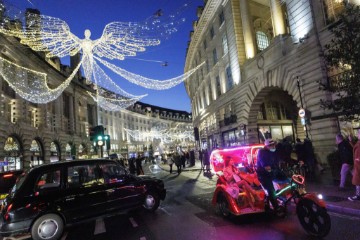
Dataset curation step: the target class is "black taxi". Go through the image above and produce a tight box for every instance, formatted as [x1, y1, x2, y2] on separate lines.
[0, 159, 166, 240]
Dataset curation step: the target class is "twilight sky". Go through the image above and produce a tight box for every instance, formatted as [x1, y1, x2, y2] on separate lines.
[7, 0, 203, 112]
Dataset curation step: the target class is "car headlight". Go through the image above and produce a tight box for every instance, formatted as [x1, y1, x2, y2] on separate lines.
[317, 194, 323, 200]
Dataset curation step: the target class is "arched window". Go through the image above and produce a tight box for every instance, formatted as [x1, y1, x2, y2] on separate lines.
[50, 141, 60, 162]
[30, 139, 44, 166]
[3, 136, 22, 171]
[256, 31, 270, 51]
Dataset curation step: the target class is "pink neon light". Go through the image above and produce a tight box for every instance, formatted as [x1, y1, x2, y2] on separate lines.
[210, 144, 264, 173]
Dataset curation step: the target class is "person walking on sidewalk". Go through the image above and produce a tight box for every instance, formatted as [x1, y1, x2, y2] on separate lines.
[203, 149, 211, 173]
[167, 153, 174, 174]
[173, 152, 182, 174]
[336, 133, 353, 190]
[348, 129, 360, 201]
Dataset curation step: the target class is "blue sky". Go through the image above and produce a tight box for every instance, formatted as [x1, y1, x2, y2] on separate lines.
[7, 0, 203, 112]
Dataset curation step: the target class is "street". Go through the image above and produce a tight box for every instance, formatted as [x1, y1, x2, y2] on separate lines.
[4, 162, 360, 240]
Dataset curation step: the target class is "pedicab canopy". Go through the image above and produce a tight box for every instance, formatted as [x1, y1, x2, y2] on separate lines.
[209, 144, 264, 173]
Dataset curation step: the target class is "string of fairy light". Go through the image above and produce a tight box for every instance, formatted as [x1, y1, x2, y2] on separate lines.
[124, 127, 195, 144]
[0, 2, 202, 110]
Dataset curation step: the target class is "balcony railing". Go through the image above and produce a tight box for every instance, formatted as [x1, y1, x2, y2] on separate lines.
[219, 114, 237, 127]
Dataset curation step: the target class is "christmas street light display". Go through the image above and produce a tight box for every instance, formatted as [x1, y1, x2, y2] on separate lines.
[0, 3, 203, 109]
[0, 54, 82, 104]
[124, 126, 194, 144]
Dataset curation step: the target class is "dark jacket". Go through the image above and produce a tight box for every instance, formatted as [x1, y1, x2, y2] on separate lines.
[338, 140, 353, 165]
[256, 148, 281, 178]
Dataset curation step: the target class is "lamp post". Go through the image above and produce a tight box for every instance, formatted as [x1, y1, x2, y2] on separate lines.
[296, 76, 309, 139]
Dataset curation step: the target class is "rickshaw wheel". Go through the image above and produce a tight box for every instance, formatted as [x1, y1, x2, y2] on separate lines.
[217, 195, 231, 218]
[296, 199, 331, 238]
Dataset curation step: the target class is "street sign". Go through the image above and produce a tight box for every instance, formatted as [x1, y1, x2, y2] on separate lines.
[298, 108, 306, 118]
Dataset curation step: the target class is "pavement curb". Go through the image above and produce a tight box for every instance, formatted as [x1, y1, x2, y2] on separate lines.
[326, 203, 360, 217]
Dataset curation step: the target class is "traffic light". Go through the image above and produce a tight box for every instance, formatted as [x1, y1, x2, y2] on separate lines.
[104, 135, 110, 150]
[89, 125, 105, 142]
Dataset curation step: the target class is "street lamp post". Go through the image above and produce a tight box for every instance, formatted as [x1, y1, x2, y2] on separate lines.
[297, 76, 309, 139]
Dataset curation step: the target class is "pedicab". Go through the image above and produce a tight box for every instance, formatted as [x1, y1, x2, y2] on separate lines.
[210, 144, 331, 238]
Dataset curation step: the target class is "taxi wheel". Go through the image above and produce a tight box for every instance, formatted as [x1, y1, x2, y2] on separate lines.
[31, 213, 64, 240]
[143, 191, 160, 212]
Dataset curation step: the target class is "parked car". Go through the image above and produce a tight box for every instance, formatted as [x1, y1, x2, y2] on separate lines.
[0, 159, 166, 240]
[0, 170, 23, 204]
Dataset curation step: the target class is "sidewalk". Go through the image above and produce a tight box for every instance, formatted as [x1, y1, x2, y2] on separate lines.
[157, 160, 360, 216]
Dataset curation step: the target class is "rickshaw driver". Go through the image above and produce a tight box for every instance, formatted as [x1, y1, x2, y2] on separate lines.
[256, 139, 288, 211]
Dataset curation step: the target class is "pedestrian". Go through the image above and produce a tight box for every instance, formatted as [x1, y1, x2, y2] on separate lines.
[173, 152, 182, 174]
[136, 153, 144, 175]
[336, 133, 353, 190]
[295, 138, 305, 163]
[185, 151, 190, 165]
[203, 149, 211, 173]
[348, 129, 360, 201]
[128, 157, 136, 175]
[189, 149, 195, 167]
[256, 138, 288, 210]
[303, 138, 316, 175]
[167, 153, 174, 174]
[180, 150, 186, 168]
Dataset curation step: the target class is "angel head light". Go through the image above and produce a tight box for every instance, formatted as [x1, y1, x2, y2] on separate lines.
[84, 29, 91, 39]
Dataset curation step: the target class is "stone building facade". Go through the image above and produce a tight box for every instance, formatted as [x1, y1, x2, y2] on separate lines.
[185, 0, 358, 164]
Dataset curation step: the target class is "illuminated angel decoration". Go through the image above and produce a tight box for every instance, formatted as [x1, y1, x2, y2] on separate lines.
[0, 4, 203, 110]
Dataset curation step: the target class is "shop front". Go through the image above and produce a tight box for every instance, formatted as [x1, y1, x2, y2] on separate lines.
[2, 136, 23, 172]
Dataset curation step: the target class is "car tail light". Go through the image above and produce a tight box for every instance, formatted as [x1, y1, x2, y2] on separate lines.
[4, 203, 13, 221]
[3, 173, 14, 178]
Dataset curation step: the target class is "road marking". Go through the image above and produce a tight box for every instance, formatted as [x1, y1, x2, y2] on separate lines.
[94, 218, 106, 235]
[159, 206, 172, 216]
[329, 211, 360, 220]
[61, 232, 68, 240]
[129, 217, 138, 227]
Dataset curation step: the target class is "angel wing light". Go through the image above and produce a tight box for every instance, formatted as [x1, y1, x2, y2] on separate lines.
[0, 4, 202, 109]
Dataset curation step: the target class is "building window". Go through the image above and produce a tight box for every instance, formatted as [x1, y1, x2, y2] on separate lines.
[219, 11, 225, 26]
[210, 26, 215, 39]
[226, 66, 233, 90]
[63, 94, 70, 118]
[256, 31, 270, 51]
[222, 35, 228, 55]
[209, 82, 213, 103]
[212, 48, 218, 65]
[216, 76, 221, 97]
